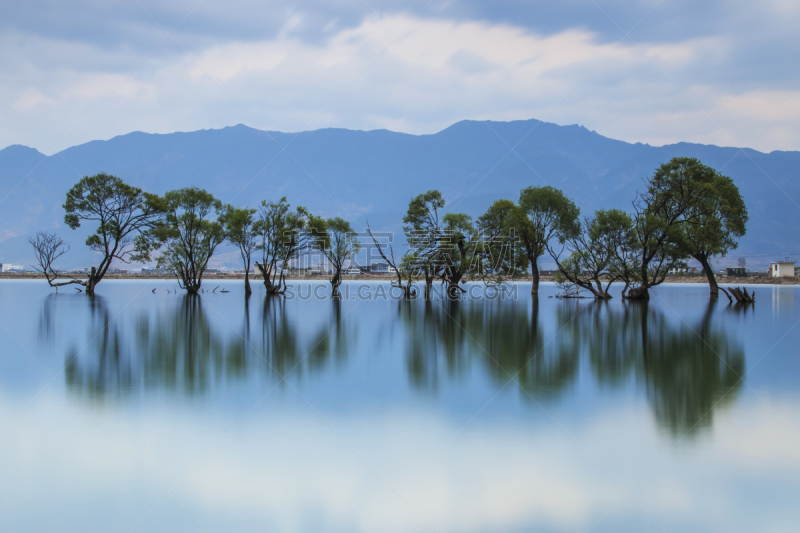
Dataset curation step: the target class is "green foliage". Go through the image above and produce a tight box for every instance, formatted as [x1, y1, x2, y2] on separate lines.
[553, 208, 636, 298]
[402, 190, 445, 278]
[515, 186, 580, 277]
[219, 205, 257, 290]
[63, 173, 157, 290]
[136, 187, 224, 292]
[475, 199, 529, 283]
[623, 157, 742, 296]
[314, 217, 362, 271]
[254, 197, 323, 292]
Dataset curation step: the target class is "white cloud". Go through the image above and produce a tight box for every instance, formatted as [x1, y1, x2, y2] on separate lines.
[0, 13, 796, 153]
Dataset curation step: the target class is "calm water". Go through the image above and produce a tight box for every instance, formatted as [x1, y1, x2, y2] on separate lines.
[1, 279, 799, 532]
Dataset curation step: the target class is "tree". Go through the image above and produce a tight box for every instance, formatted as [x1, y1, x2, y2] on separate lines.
[314, 217, 361, 297]
[475, 199, 529, 285]
[515, 186, 580, 295]
[623, 157, 731, 299]
[135, 187, 225, 294]
[677, 162, 748, 296]
[63, 173, 157, 294]
[366, 222, 416, 299]
[220, 206, 257, 295]
[403, 190, 446, 300]
[253, 198, 323, 295]
[438, 213, 478, 299]
[550, 209, 635, 299]
[28, 232, 84, 290]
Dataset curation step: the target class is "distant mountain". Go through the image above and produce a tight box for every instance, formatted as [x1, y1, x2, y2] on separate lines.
[1, 119, 798, 270]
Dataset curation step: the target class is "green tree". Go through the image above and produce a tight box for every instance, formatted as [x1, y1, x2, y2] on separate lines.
[63, 173, 157, 294]
[550, 209, 635, 299]
[623, 157, 730, 299]
[220, 205, 257, 295]
[679, 164, 748, 296]
[475, 199, 529, 285]
[314, 217, 361, 297]
[403, 190, 446, 300]
[135, 187, 225, 294]
[439, 212, 477, 299]
[253, 197, 323, 295]
[515, 186, 580, 295]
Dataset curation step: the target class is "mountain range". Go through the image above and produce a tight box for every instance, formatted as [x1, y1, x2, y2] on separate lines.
[1, 118, 798, 270]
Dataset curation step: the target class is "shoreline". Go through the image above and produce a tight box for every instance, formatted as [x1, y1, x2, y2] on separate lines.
[2, 273, 799, 285]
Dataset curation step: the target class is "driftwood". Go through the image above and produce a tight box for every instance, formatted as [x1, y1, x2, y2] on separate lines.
[719, 286, 755, 304]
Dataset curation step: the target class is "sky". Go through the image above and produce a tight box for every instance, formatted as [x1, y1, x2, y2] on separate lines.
[1, 0, 798, 154]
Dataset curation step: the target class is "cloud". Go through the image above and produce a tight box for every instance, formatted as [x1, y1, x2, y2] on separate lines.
[0, 4, 797, 152]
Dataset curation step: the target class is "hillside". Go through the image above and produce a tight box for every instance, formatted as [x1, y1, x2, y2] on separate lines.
[1, 119, 798, 269]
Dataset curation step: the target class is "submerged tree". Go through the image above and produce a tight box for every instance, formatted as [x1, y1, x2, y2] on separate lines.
[135, 187, 225, 294]
[403, 190, 446, 300]
[28, 232, 83, 289]
[253, 197, 323, 295]
[550, 209, 636, 299]
[314, 217, 361, 297]
[475, 199, 529, 285]
[62, 173, 157, 294]
[366, 222, 416, 299]
[438, 212, 477, 299]
[622, 157, 729, 299]
[677, 162, 748, 296]
[515, 186, 580, 295]
[220, 206, 258, 295]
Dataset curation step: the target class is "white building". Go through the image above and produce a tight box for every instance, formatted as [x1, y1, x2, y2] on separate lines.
[371, 261, 397, 274]
[343, 266, 361, 275]
[769, 260, 796, 278]
[0, 263, 24, 272]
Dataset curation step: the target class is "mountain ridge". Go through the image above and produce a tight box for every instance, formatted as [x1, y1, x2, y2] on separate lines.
[1, 118, 798, 269]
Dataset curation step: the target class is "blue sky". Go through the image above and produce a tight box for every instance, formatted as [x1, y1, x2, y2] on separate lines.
[1, 0, 798, 153]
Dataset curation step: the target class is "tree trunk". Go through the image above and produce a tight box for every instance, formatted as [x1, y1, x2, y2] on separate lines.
[331, 271, 342, 297]
[531, 258, 540, 295]
[446, 282, 461, 300]
[85, 267, 97, 295]
[695, 254, 719, 297]
[244, 270, 252, 295]
[424, 274, 433, 301]
[625, 286, 650, 300]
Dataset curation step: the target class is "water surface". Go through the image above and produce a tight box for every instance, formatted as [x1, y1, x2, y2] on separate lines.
[1, 279, 799, 532]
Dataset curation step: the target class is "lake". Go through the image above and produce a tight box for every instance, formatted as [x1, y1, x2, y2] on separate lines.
[0, 279, 798, 532]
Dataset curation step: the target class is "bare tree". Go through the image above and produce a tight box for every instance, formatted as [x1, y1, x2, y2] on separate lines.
[28, 232, 83, 289]
[366, 222, 415, 299]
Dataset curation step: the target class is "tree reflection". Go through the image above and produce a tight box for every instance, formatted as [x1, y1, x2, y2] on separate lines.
[400, 294, 743, 436]
[399, 296, 580, 399]
[579, 299, 744, 436]
[62, 294, 354, 398]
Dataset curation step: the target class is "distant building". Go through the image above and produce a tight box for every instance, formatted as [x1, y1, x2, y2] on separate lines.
[371, 261, 397, 274]
[343, 266, 361, 275]
[0, 263, 24, 272]
[726, 266, 747, 277]
[769, 261, 796, 278]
